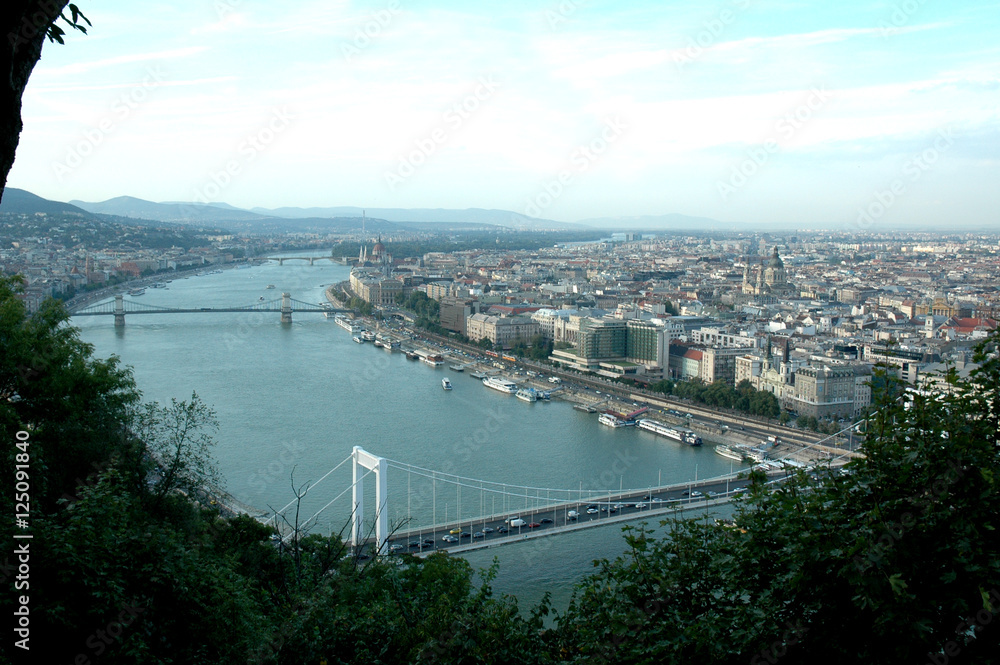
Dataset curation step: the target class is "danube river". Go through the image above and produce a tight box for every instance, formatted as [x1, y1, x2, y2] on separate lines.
[74, 256, 739, 611]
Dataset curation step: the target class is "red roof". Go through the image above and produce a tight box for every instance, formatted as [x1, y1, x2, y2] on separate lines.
[941, 317, 997, 333]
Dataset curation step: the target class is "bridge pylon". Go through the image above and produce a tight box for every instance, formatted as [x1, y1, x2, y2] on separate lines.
[280, 293, 292, 324]
[114, 294, 125, 328]
[352, 447, 388, 555]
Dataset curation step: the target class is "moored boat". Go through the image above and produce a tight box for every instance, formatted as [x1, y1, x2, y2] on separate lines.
[515, 388, 538, 402]
[599, 413, 627, 428]
[636, 419, 702, 445]
[483, 376, 517, 394]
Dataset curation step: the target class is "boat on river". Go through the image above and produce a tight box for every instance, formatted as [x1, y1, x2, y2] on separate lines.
[483, 376, 517, 394]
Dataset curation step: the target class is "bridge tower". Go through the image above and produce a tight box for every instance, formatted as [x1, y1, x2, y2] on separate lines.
[351, 447, 388, 554]
[114, 294, 125, 328]
[281, 292, 292, 324]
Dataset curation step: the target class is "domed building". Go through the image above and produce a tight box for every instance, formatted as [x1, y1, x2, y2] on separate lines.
[371, 236, 386, 261]
[742, 247, 796, 299]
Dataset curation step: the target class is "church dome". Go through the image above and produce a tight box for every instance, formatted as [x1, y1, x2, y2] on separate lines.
[371, 236, 386, 257]
[767, 247, 784, 269]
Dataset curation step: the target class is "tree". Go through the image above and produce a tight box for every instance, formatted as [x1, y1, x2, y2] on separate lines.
[0, 274, 139, 511]
[135, 392, 223, 504]
[1, 2, 90, 200]
[556, 331, 1000, 663]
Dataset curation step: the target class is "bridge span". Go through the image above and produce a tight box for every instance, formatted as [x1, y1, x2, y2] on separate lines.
[70, 293, 350, 327]
[247, 445, 853, 556]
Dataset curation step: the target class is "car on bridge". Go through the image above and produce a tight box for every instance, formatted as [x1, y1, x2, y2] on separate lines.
[441, 535, 458, 543]
[540, 518, 553, 524]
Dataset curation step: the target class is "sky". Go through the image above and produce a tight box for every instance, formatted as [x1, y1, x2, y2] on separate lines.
[8, 0, 1000, 230]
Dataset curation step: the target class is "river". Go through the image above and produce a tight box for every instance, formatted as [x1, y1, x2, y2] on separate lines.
[74, 255, 738, 612]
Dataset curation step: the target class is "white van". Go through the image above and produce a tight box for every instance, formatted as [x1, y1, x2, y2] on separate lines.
[509, 518, 527, 528]
[567, 510, 579, 520]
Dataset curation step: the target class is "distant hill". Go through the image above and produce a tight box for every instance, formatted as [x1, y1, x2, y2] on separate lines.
[248, 205, 581, 230]
[579, 213, 727, 230]
[1, 188, 92, 217]
[69, 196, 269, 224]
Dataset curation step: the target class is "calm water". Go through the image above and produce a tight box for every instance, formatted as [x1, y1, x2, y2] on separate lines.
[74, 256, 736, 611]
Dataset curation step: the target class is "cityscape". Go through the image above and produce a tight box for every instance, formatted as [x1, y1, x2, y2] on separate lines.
[3, 1, 1000, 663]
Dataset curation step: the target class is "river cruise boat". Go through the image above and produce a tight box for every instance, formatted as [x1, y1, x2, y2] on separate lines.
[515, 388, 538, 402]
[636, 419, 703, 446]
[714, 444, 751, 462]
[361, 331, 376, 342]
[127, 288, 145, 296]
[334, 316, 357, 331]
[421, 354, 444, 367]
[483, 376, 517, 394]
[442, 378, 453, 390]
[598, 413, 627, 428]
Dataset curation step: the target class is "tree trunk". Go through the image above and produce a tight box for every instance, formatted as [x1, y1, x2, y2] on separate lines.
[0, 1, 71, 203]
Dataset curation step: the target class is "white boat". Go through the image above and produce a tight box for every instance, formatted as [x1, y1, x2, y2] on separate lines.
[599, 413, 627, 428]
[265, 284, 276, 289]
[353, 335, 364, 344]
[714, 444, 750, 462]
[637, 419, 702, 446]
[334, 316, 358, 331]
[421, 354, 444, 367]
[483, 376, 517, 394]
[128, 288, 145, 296]
[442, 378, 452, 390]
[515, 388, 537, 402]
[361, 331, 376, 342]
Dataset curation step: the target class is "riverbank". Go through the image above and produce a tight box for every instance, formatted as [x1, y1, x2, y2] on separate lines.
[318, 285, 853, 468]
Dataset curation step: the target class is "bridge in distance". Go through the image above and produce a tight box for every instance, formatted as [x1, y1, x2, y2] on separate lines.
[70, 293, 350, 326]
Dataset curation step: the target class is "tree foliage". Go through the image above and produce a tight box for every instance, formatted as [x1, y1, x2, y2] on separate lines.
[648, 377, 781, 419]
[556, 331, 1000, 663]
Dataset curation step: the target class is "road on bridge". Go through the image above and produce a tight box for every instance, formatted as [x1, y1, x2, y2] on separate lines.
[371, 474, 765, 557]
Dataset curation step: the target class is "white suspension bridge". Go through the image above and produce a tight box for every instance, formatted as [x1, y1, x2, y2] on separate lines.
[225, 419, 860, 557]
